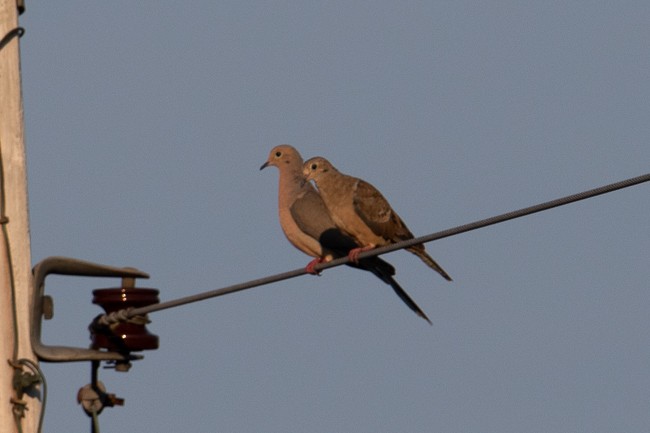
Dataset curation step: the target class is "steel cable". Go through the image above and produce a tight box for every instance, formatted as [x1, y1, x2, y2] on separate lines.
[125, 172, 650, 318]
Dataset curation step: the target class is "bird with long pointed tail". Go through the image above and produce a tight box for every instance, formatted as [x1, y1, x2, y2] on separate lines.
[302, 156, 452, 281]
[261, 145, 432, 323]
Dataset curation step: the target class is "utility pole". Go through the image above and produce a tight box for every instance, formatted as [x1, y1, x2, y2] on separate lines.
[0, 0, 40, 432]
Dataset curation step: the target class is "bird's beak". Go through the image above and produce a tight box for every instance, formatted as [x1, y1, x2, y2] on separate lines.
[260, 161, 270, 171]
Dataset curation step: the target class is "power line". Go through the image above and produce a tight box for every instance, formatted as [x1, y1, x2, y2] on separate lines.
[122, 172, 649, 319]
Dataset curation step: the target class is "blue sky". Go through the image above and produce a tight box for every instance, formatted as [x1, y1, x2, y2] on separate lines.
[19, 2, 650, 432]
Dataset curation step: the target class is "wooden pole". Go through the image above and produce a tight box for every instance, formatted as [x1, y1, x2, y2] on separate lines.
[0, 1, 39, 432]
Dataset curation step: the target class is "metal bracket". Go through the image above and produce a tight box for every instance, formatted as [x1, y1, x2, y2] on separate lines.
[31, 256, 149, 362]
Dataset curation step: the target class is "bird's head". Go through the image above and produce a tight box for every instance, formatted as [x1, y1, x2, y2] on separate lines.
[302, 156, 334, 184]
[260, 144, 302, 171]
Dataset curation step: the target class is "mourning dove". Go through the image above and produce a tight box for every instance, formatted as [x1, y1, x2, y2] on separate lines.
[302, 156, 452, 282]
[261, 145, 432, 323]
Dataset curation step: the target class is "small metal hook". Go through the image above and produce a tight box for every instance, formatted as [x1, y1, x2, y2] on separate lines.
[0, 27, 25, 52]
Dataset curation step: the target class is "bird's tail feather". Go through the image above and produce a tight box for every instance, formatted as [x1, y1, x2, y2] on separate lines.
[319, 228, 433, 323]
[363, 258, 432, 325]
[407, 245, 453, 281]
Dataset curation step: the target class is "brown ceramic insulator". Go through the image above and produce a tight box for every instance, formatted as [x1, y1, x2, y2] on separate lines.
[91, 286, 160, 352]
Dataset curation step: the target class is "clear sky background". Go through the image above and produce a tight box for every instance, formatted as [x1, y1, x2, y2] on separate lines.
[18, 2, 649, 432]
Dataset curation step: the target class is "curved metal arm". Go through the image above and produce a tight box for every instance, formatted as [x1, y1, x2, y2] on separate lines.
[31, 256, 149, 362]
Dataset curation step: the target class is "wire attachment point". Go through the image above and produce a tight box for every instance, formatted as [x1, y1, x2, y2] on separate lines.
[77, 381, 124, 417]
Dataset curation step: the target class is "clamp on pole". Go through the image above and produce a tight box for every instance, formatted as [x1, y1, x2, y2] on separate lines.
[31, 256, 150, 363]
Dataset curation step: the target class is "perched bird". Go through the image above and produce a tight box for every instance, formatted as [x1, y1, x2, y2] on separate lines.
[261, 144, 432, 323]
[302, 156, 452, 281]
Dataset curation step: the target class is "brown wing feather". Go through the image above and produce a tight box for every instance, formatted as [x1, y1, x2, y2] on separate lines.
[352, 179, 414, 242]
[290, 189, 336, 240]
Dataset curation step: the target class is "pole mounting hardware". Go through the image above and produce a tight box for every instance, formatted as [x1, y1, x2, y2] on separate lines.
[31, 256, 157, 363]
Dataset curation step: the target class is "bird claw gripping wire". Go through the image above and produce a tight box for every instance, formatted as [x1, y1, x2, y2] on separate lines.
[31, 256, 149, 363]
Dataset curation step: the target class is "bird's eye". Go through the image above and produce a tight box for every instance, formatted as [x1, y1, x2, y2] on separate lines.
[311, 163, 317, 170]
[275, 151, 282, 157]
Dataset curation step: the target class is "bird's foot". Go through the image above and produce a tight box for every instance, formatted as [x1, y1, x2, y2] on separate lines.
[305, 258, 324, 275]
[348, 246, 374, 263]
